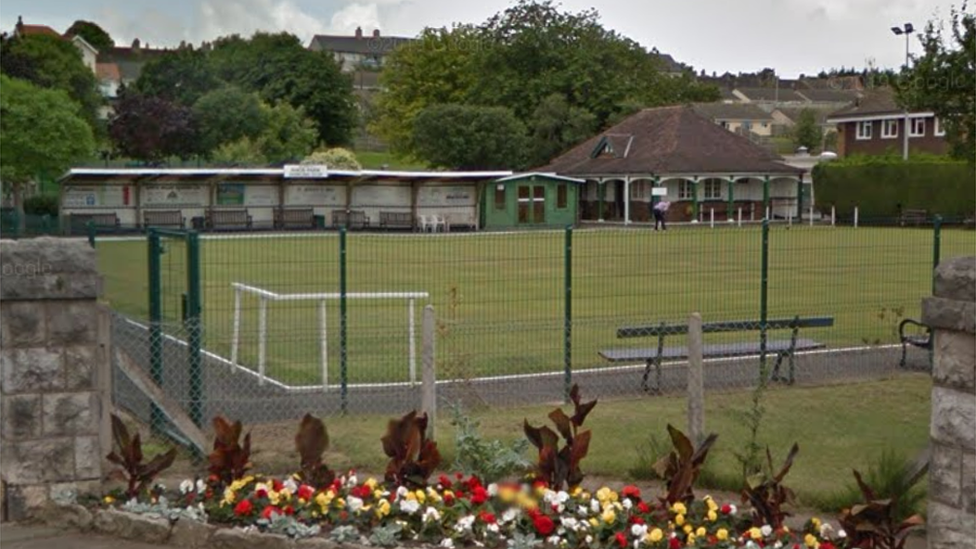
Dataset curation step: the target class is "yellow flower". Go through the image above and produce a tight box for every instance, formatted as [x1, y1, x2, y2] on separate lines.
[671, 502, 687, 515]
[221, 488, 236, 506]
[571, 486, 583, 497]
[601, 507, 616, 524]
[376, 499, 391, 518]
[365, 478, 378, 490]
[517, 492, 538, 510]
[588, 518, 599, 528]
[811, 517, 822, 530]
[425, 488, 442, 504]
[315, 491, 333, 511]
[675, 514, 685, 526]
[716, 528, 729, 541]
[696, 527, 706, 537]
[374, 489, 384, 500]
[707, 510, 718, 522]
[405, 491, 417, 501]
[704, 496, 718, 512]
[335, 497, 345, 508]
[579, 491, 591, 501]
[749, 527, 763, 539]
[647, 528, 664, 543]
[805, 534, 819, 548]
[596, 487, 613, 503]
[499, 486, 518, 503]
[686, 534, 696, 546]
[268, 491, 281, 505]
[683, 524, 692, 534]
[414, 490, 426, 504]
[103, 496, 115, 504]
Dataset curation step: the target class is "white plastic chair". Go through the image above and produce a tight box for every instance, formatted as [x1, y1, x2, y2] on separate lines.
[418, 214, 433, 232]
[431, 215, 447, 233]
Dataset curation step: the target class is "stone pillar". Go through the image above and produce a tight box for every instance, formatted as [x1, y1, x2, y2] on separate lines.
[1, 238, 110, 521]
[922, 256, 975, 549]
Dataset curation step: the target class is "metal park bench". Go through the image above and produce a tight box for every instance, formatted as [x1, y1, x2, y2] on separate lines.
[379, 211, 413, 230]
[208, 209, 252, 230]
[69, 213, 120, 235]
[332, 209, 369, 230]
[899, 209, 928, 227]
[898, 318, 931, 368]
[274, 207, 316, 230]
[143, 210, 185, 229]
[600, 316, 835, 393]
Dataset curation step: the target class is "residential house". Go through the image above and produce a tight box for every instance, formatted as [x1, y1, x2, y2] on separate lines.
[12, 16, 99, 73]
[692, 103, 775, 137]
[826, 89, 948, 157]
[540, 105, 806, 223]
[94, 39, 169, 116]
[308, 27, 413, 75]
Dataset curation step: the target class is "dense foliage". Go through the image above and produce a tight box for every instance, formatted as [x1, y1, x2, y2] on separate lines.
[65, 20, 115, 51]
[412, 104, 530, 170]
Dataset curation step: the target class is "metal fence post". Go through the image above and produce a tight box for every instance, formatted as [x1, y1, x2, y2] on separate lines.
[564, 225, 573, 403]
[762, 175, 770, 220]
[87, 220, 96, 248]
[147, 229, 164, 434]
[186, 231, 203, 427]
[932, 215, 943, 293]
[687, 312, 704, 444]
[339, 227, 348, 414]
[759, 219, 769, 382]
[421, 305, 436, 440]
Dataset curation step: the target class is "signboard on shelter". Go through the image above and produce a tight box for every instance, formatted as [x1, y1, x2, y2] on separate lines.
[284, 164, 328, 179]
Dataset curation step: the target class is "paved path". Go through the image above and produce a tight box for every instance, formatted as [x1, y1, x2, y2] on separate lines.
[0, 523, 179, 549]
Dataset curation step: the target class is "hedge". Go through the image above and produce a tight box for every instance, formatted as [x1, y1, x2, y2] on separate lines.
[812, 157, 975, 219]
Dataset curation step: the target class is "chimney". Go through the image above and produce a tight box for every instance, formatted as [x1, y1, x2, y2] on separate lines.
[355, 26, 363, 38]
[372, 29, 380, 38]
[132, 38, 141, 51]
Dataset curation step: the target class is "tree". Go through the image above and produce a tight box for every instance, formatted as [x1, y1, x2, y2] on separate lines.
[211, 102, 317, 166]
[412, 104, 528, 170]
[134, 46, 221, 106]
[529, 93, 597, 166]
[792, 109, 824, 152]
[897, 4, 975, 163]
[0, 33, 101, 127]
[302, 148, 362, 170]
[108, 91, 199, 163]
[65, 20, 114, 50]
[193, 86, 267, 153]
[0, 75, 95, 228]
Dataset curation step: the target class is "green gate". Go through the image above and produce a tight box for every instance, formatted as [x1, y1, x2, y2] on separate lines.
[147, 228, 204, 433]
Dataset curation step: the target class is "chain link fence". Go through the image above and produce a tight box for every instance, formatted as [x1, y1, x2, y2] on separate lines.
[96, 219, 974, 446]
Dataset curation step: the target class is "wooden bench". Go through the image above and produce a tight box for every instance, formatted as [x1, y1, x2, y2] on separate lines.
[332, 209, 369, 230]
[275, 208, 316, 229]
[379, 211, 413, 230]
[601, 316, 835, 392]
[899, 209, 927, 227]
[208, 209, 252, 230]
[143, 210, 185, 229]
[898, 318, 931, 368]
[69, 213, 120, 235]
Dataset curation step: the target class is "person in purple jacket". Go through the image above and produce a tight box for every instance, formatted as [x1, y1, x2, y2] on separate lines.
[652, 200, 670, 231]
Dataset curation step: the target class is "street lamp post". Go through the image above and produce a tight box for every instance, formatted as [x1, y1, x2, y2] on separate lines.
[891, 23, 914, 161]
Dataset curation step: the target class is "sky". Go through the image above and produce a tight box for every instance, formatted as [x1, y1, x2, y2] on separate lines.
[0, 0, 958, 77]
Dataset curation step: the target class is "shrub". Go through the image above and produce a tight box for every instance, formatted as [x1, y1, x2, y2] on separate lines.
[523, 384, 596, 490]
[449, 404, 529, 483]
[23, 195, 59, 216]
[294, 413, 335, 488]
[382, 410, 441, 488]
[832, 448, 927, 522]
[105, 414, 177, 498]
[651, 424, 718, 505]
[208, 416, 252, 485]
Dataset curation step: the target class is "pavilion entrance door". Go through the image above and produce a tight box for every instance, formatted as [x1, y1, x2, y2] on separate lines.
[516, 185, 546, 225]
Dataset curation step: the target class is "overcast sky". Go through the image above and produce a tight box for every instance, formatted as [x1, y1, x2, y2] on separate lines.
[0, 0, 959, 77]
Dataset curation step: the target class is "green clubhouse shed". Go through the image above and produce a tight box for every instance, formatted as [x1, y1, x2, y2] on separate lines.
[481, 173, 585, 229]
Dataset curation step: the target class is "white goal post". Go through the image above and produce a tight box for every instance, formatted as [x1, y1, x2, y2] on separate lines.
[230, 282, 429, 387]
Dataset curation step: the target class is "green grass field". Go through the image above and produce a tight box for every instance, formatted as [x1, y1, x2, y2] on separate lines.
[96, 225, 975, 386]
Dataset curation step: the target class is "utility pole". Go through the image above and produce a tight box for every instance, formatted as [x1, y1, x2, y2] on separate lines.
[891, 23, 915, 160]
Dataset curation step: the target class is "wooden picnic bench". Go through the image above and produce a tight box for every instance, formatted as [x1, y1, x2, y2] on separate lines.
[69, 213, 120, 235]
[898, 318, 931, 368]
[143, 210, 185, 229]
[332, 209, 369, 229]
[208, 209, 252, 230]
[274, 207, 316, 229]
[899, 209, 927, 227]
[600, 316, 835, 393]
[379, 211, 413, 230]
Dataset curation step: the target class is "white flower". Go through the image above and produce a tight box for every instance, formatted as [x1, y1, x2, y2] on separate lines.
[400, 499, 420, 514]
[838, 530, 847, 539]
[180, 480, 194, 494]
[423, 506, 441, 523]
[346, 474, 358, 487]
[585, 535, 593, 545]
[556, 491, 570, 504]
[820, 523, 834, 538]
[728, 504, 738, 515]
[546, 535, 561, 546]
[773, 542, 783, 549]
[347, 496, 364, 513]
[761, 525, 773, 537]
[560, 517, 579, 530]
[396, 486, 410, 500]
[631, 524, 648, 538]
[487, 523, 500, 534]
[622, 498, 633, 510]
[196, 479, 206, 493]
[455, 515, 476, 532]
[577, 505, 588, 517]
[488, 483, 499, 497]
[439, 538, 454, 548]
[283, 478, 298, 494]
[553, 503, 565, 514]
[501, 508, 519, 524]
[590, 499, 601, 513]
[745, 541, 758, 549]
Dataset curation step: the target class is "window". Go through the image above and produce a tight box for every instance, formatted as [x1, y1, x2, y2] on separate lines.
[494, 186, 505, 209]
[856, 121, 873, 140]
[742, 121, 753, 131]
[934, 117, 946, 136]
[881, 119, 898, 139]
[703, 180, 722, 200]
[557, 184, 568, 209]
[678, 181, 694, 200]
[910, 118, 926, 137]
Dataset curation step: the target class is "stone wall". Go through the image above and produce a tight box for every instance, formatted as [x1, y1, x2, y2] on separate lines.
[0, 238, 110, 521]
[923, 256, 975, 549]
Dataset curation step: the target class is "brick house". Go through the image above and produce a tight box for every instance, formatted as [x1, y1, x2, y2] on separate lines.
[826, 89, 949, 157]
[308, 27, 413, 74]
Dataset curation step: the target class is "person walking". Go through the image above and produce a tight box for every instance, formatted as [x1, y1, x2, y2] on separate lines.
[652, 200, 670, 231]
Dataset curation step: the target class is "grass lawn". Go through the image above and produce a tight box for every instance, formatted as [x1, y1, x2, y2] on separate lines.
[238, 374, 931, 511]
[355, 150, 429, 171]
[95, 225, 975, 386]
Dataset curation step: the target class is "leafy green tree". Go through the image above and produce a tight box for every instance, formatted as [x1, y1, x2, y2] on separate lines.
[0, 33, 101, 127]
[0, 75, 95, 227]
[211, 137, 267, 166]
[108, 91, 199, 163]
[529, 93, 597, 166]
[211, 102, 317, 166]
[134, 46, 221, 106]
[65, 20, 114, 50]
[792, 109, 824, 152]
[302, 148, 362, 170]
[412, 104, 528, 170]
[193, 86, 266, 153]
[897, 4, 975, 163]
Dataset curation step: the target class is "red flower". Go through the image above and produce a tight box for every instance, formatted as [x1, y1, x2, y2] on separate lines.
[255, 487, 269, 499]
[465, 476, 483, 491]
[284, 505, 295, 516]
[331, 479, 343, 492]
[455, 472, 464, 480]
[637, 502, 650, 514]
[621, 485, 641, 500]
[470, 486, 488, 505]
[233, 499, 254, 516]
[272, 479, 284, 492]
[444, 493, 455, 506]
[351, 485, 372, 499]
[297, 485, 315, 501]
[339, 511, 349, 521]
[532, 514, 555, 536]
[629, 516, 645, 525]
[438, 475, 453, 489]
[533, 479, 548, 490]
[668, 536, 682, 549]
[479, 511, 497, 524]
[261, 505, 281, 520]
[615, 532, 628, 548]
[721, 504, 732, 514]
[821, 543, 835, 549]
